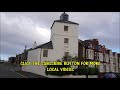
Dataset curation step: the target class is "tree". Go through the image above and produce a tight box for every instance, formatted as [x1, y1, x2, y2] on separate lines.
[62, 55, 78, 61]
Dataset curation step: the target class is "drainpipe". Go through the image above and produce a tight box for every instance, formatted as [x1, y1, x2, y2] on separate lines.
[40, 48, 42, 62]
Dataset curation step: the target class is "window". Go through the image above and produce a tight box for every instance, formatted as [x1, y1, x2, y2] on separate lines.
[95, 52, 97, 60]
[64, 38, 69, 44]
[98, 53, 99, 60]
[92, 51, 93, 58]
[92, 50, 94, 59]
[90, 44, 92, 48]
[43, 50, 48, 57]
[115, 66, 116, 72]
[86, 49, 88, 58]
[64, 26, 68, 31]
[90, 50, 92, 58]
[104, 65, 106, 72]
[64, 46, 69, 51]
[83, 47, 85, 57]
[64, 52, 69, 56]
[90, 50, 93, 59]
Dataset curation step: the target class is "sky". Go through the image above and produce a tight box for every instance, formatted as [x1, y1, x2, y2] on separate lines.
[0, 12, 120, 61]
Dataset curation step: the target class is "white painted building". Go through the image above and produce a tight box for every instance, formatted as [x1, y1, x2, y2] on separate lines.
[22, 12, 79, 75]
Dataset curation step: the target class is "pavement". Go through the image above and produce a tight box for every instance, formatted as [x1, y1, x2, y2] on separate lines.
[0, 62, 47, 78]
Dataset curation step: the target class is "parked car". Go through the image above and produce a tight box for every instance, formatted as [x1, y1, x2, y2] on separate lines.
[104, 72, 117, 78]
[114, 73, 120, 78]
[0, 60, 5, 63]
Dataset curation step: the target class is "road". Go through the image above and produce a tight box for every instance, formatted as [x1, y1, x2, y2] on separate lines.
[0, 63, 25, 78]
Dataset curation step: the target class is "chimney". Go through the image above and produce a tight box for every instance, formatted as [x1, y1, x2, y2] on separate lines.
[24, 45, 27, 50]
[32, 41, 37, 49]
[92, 39, 99, 45]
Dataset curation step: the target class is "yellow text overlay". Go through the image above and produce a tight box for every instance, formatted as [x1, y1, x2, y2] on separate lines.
[20, 61, 100, 66]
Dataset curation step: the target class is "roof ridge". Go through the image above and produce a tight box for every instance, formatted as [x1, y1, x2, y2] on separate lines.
[36, 41, 51, 48]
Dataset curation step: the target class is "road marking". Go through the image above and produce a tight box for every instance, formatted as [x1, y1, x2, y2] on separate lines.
[15, 72, 28, 78]
[9, 69, 28, 78]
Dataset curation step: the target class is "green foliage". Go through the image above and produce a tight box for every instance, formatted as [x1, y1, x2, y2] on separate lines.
[62, 55, 78, 61]
[76, 66, 86, 75]
[72, 56, 78, 61]
[76, 66, 99, 75]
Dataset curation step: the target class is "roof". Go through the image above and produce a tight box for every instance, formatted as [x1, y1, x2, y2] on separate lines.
[78, 39, 85, 46]
[9, 56, 16, 58]
[113, 52, 117, 55]
[117, 53, 120, 57]
[35, 41, 53, 49]
[83, 40, 91, 47]
[28, 41, 53, 51]
[94, 45, 100, 51]
[78, 39, 94, 48]
[51, 20, 79, 29]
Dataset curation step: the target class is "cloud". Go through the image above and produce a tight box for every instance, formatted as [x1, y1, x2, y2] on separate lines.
[0, 12, 120, 60]
[0, 12, 52, 60]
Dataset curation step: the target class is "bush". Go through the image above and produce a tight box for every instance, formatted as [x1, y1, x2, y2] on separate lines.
[62, 55, 78, 61]
[76, 67, 99, 75]
[77, 66, 87, 75]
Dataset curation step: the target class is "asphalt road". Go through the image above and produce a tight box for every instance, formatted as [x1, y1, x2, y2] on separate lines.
[0, 64, 25, 78]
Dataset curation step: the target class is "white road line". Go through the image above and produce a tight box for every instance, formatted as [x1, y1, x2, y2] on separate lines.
[15, 72, 28, 78]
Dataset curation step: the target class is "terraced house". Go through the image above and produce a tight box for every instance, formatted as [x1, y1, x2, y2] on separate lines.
[13, 12, 119, 76]
[78, 38, 119, 76]
[118, 54, 120, 73]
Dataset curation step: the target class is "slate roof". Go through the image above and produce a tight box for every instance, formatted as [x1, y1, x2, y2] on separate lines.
[117, 53, 120, 57]
[35, 41, 53, 49]
[78, 39, 85, 46]
[28, 41, 53, 51]
[94, 45, 100, 51]
[113, 52, 117, 55]
[78, 39, 93, 48]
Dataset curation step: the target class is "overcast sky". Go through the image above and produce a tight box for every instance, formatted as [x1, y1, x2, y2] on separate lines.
[0, 12, 120, 61]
